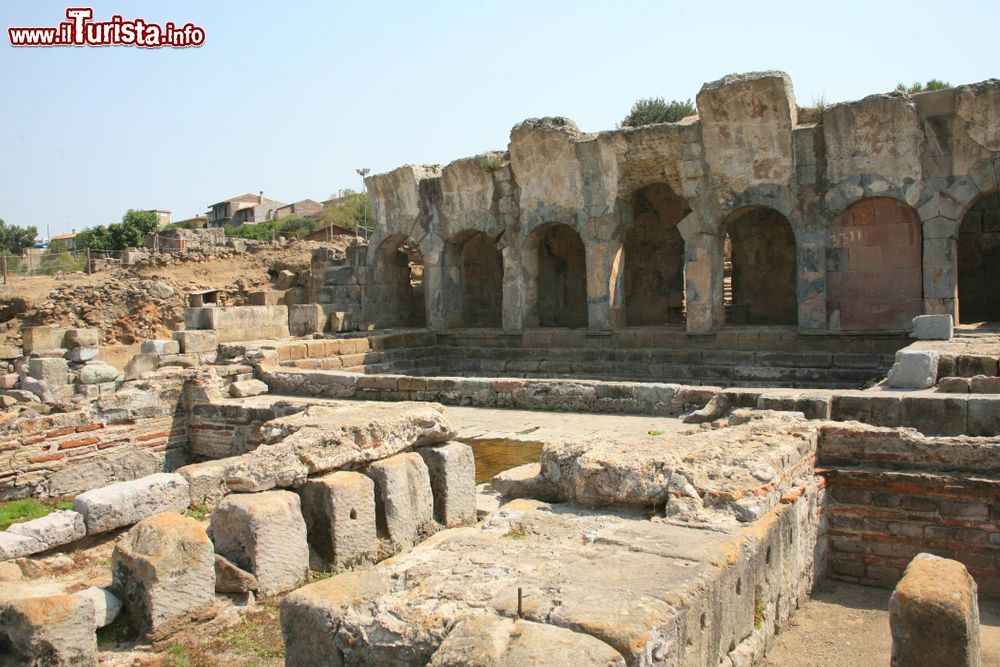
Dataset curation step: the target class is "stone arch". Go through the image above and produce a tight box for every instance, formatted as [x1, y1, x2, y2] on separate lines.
[524, 222, 588, 328]
[827, 197, 923, 331]
[444, 230, 503, 327]
[369, 234, 426, 328]
[723, 206, 798, 325]
[617, 183, 689, 325]
[958, 189, 1000, 323]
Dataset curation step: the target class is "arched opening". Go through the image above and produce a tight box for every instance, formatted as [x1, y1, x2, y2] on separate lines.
[527, 223, 587, 328]
[827, 197, 922, 330]
[724, 207, 797, 325]
[958, 191, 1000, 324]
[370, 235, 425, 327]
[446, 230, 503, 327]
[622, 183, 687, 325]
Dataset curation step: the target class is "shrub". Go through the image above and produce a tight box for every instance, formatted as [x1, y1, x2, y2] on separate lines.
[621, 98, 696, 127]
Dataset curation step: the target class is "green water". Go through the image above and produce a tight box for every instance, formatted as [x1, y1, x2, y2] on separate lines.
[462, 438, 544, 484]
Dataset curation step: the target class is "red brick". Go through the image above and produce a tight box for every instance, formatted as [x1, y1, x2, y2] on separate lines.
[28, 453, 64, 464]
[98, 439, 128, 450]
[45, 427, 76, 439]
[137, 431, 170, 442]
[58, 437, 100, 450]
[75, 423, 104, 433]
[21, 437, 45, 446]
[141, 439, 167, 448]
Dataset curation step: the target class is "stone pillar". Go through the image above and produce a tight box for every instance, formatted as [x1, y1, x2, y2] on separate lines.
[923, 236, 959, 321]
[680, 226, 724, 335]
[584, 216, 618, 331]
[506, 236, 535, 331]
[421, 234, 447, 330]
[438, 240, 464, 329]
[890, 553, 980, 667]
[797, 228, 827, 332]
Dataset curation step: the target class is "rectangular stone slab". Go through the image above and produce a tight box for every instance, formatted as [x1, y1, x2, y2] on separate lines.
[73, 473, 190, 534]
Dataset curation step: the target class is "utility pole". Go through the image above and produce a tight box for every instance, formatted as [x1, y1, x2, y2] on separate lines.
[356, 168, 370, 241]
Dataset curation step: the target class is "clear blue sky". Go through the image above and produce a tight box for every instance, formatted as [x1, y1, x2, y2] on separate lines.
[2, 0, 998, 237]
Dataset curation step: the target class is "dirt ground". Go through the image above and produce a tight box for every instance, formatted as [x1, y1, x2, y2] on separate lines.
[764, 579, 1000, 666]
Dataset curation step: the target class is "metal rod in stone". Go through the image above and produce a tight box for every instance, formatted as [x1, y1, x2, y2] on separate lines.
[517, 587, 523, 619]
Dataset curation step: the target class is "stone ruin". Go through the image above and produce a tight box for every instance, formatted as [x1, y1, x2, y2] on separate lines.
[1, 70, 999, 666]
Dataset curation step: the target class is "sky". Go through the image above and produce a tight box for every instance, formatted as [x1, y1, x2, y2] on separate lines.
[1, 0, 998, 238]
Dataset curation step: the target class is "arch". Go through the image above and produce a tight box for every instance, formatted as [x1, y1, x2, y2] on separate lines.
[827, 197, 922, 330]
[724, 207, 797, 325]
[958, 190, 1000, 323]
[369, 234, 426, 328]
[620, 183, 688, 325]
[525, 222, 588, 328]
[444, 230, 503, 327]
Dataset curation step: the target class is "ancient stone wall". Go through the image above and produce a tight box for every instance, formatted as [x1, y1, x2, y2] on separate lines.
[361, 72, 1000, 335]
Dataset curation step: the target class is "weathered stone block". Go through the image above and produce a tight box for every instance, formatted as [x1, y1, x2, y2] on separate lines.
[73, 586, 122, 629]
[939, 377, 971, 393]
[890, 553, 980, 667]
[68, 346, 100, 362]
[22, 326, 65, 354]
[970, 375, 1000, 394]
[211, 490, 309, 596]
[0, 344, 22, 360]
[215, 554, 258, 593]
[222, 442, 309, 493]
[900, 396, 968, 436]
[910, 314, 953, 340]
[299, 471, 378, 569]
[0, 594, 97, 666]
[112, 512, 215, 637]
[887, 349, 939, 389]
[172, 329, 218, 354]
[140, 339, 180, 356]
[28, 356, 69, 387]
[111, 512, 215, 635]
[364, 452, 435, 550]
[124, 353, 159, 380]
[80, 360, 120, 384]
[1, 510, 86, 559]
[229, 378, 268, 398]
[968, 398, 1000, 437]
[287, 304, 326, 337]
[417, 442, 476, 527]
[176, 459, 230, 506]
[491, 462, 560, 502]
[956, 354, 999, 378]
[65, 328, 99, 349]
[73, 473, 190, 534]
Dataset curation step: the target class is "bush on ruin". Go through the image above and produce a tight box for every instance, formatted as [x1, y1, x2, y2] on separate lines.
[621, 97, 696, 127]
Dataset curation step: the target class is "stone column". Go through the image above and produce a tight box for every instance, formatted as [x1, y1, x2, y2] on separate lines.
[797, 227, 827, 332]
[420, 234, 447, 330]
[923, 234, 959, 321]
[679, 212, 723, 334]
[584, 216, 617, 331]
[502, 240, 528, 331]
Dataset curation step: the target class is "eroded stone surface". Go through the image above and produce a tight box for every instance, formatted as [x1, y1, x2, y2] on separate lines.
[0, 594, 97, 666]
[299, 471, 378, 570]
[417, 441, 476, 527]
[364, 452, 436, 551]
[73, 473, 190, 534]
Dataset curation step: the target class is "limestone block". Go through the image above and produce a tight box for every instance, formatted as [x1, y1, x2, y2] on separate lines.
[968, 398, 1000, 437]
[491, 463, 560, 503]
[210, 490, 309, 596]
[64, 328, 100, 349]
[299, 471, 378, 569]
[68, 346, 100, 362]
[288, 304, 326, 336]
[329, 311, 350, 333]
[890, 553, 980, 667]
[970, 375, 1000, 394]
[176, 459, 230, 506]
[887, 350, 939, 389]
[910, 314, 953, 340]
[0, 594, 97, 666]
[140, 339, 181, 356]
[73, 586, 122, 629]
[0, 344, 22, 359]
[1, 510, 86, 558]
[124, 353, 159, 380]
[939, 377, 971, 393]
[364, 452, 435, 550]
[957, 355, 999, 378]
[417, 442, 476, 527]
[248, 290, 285, 306]
[172, 329, 218, 354]
[22, 326, 65, 354]
[222, 442, 309, 493]
[900, 396, 968, 437]
[429, 615, 626, 667]
[73, 473, 190, 534]
[28, 356, 69, 387]
[215, 554, 259, 593]
[229, 378, 268, 398]
[80, 360, 120, 384]
[276, 269, 297, 290]
[112, 512, 215, 637]
[0, 372, 18, 389]
[19, 377, 52, 402]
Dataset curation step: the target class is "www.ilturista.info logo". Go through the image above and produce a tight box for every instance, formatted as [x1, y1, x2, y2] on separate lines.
[8, 8, 205, 48]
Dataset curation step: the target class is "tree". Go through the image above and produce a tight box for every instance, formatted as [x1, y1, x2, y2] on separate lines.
[621, 98, 696, 127]
[75, 209, 159, 253]
[0, 219, 39, 254]
[896, 79, 951, 94]
[320, 191, 372, 232]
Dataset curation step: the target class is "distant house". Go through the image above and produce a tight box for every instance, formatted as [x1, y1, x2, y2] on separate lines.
[272, 199, 324, 220]
[146, 210, 171, 227]
[49, 232, 78, 251]
[206, 192, 284, 228]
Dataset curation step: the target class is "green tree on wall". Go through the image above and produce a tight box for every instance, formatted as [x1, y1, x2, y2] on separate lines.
[621, 98, 696, 127]
[76, 209, 159, 253]
[0, 219, 39, 254]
